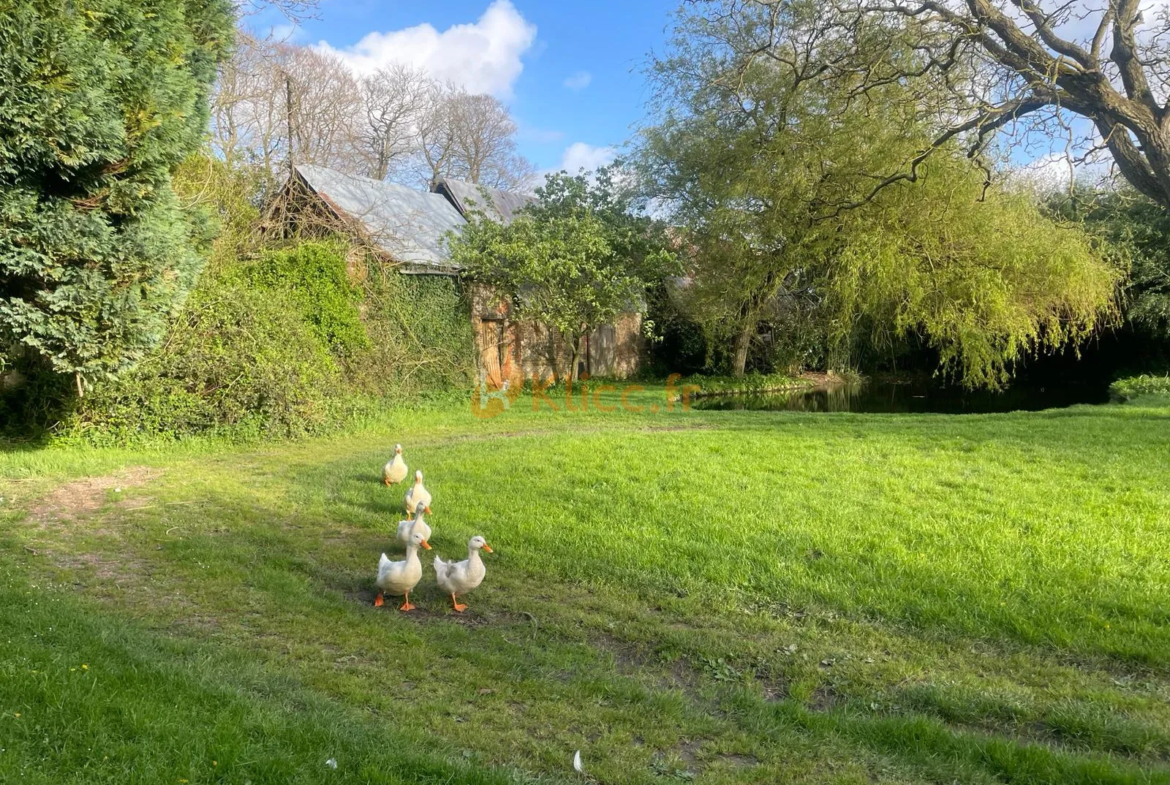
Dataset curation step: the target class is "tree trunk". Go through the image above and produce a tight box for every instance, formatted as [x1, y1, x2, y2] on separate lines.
[569, 334, 583, 383]
[731, 320, 754, 378]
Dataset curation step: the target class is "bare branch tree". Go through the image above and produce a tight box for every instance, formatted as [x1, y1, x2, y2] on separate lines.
[447, 93, 537, 189]
[211, 35, 362, 181]
[211, 32, 287, 174]
[284, 45, 362, 171]
[213, 34, 534, 193]
[235, 0, 319, 23]
[690, 0, 1170, 209]
[356, 64, 428, 181]
[413, 84, 535, 189]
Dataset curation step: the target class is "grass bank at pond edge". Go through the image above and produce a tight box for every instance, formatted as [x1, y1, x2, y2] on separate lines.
[675, 372, 819, 401]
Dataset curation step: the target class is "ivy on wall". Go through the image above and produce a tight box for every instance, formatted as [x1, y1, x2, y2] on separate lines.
[65, 242, 476, 443]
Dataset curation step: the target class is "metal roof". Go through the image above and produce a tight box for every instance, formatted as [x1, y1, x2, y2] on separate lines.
[295, 165, 467, 272]
[434, 179, 536, 225]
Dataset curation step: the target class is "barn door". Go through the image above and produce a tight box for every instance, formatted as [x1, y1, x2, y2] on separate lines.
[478, 319, 509, 388]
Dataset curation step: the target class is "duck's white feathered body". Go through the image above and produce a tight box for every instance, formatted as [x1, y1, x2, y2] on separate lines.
[433, 551, 486, 596]
[377, 550, 423, 597]
[404, 471, 432, 515]
[382, 448, 408, 486]
[396, 512, 432, 546]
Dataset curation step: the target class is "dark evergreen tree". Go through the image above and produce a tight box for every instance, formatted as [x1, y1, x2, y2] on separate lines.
[0, 0, 233, 397]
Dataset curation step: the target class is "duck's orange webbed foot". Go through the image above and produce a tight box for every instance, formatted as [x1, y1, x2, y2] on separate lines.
[374, 592, 384, 608]
[399, 593, 416, 612]
[451, 594, 468, 613]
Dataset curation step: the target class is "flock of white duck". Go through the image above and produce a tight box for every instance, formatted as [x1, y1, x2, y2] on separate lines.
[375, 444, 493, 613]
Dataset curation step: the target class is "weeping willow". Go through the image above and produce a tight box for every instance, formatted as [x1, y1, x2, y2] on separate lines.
[638, 0, 1122, 386]
[825, 156, 1122, 388]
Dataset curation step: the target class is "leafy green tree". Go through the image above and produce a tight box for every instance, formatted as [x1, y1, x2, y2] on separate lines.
[0, 0, 233, 397]
[637, 0, 1120, 386]
[1049, 187, 1170, 339]
[448, 170, 677, 382]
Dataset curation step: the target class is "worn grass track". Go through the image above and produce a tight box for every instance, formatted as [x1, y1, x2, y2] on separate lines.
[2, 385, 1169, 784]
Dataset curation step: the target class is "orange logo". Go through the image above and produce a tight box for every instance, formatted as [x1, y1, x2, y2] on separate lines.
[470, 371, 524, 420]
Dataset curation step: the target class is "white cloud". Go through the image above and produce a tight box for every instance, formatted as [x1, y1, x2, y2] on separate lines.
[563, 71, 593, 91]
[520, 126, 566, 144]
[315, 0, 536, 98]
[557, 142, 617, 174]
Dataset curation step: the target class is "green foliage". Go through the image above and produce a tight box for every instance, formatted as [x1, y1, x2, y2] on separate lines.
[1049, 187, 1170, 338]
[73, 273, 344, 443]
[356, 269, 475, 394]
[679, 372, 810, 397]
[171, 153, 264, 266]
[1110, 373, 1170, 400]
[637, 1, 1120, 386]
[830, 157, 1121, 389]
[449, 170, 677, 380]
[72, 247, 479, 444]
[0, 0, 233, 390]
[247, 242, 371, 357]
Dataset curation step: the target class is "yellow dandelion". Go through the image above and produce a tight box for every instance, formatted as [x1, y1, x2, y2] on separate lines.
[14, 713, 20, 718]
[81, 664, 88, 670]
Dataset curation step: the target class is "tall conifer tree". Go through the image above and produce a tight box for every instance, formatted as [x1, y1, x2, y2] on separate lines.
[0, 0, 233, 396]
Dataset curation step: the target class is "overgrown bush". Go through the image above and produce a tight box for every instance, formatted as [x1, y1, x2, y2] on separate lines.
[247, 242, 371, 357]
[1110, 374, 1170, 400]
[69, 235, 476, 442]
[70, 274, 345, 443]
[354, 266, 475, 395]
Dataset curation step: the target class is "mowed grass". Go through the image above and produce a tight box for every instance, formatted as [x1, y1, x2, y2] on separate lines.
[2, 385, 1169, 784]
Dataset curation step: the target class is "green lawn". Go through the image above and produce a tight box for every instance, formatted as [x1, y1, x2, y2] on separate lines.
[2, 384, 1169, 784]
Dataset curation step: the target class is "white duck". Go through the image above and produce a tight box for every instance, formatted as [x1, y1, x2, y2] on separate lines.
[382, 444, 408, 486]
[396, 504, 431, 547]
[404, 470, 432, 516]
[374, 528, 431, 611]
[433, 535, 493, 613]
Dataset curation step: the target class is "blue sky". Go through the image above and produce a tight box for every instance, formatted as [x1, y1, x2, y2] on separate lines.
[252, 0, 680, 173]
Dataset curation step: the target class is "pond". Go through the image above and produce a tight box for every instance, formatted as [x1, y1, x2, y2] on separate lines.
[691, 377, 1113, 414]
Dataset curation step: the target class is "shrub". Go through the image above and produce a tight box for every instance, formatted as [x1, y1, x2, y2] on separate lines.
[0, 0, 233, 392]
[71, 277, 344, 443]
[679, 372, 811, 398]
[1110, 374, 1170, 401]
[247, 242, 371, 357]
[354, 265, 475, 395]
[70, 238, 478, 443]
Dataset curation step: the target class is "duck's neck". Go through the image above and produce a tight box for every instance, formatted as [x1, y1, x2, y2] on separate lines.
[467, 547, 482, 566]
[405, 544, 421, 562]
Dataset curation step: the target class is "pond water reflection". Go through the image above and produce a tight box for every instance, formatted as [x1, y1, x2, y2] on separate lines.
[691, 377, 1112, 414]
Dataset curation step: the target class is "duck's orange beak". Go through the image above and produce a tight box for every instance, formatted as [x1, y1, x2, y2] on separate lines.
[421, 540, 432, 550]
[482, 544, 494, 553]
[424, 506, 432, 515]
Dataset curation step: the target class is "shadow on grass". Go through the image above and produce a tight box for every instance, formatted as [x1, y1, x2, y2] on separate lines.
[736, 695, 1168, 785]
